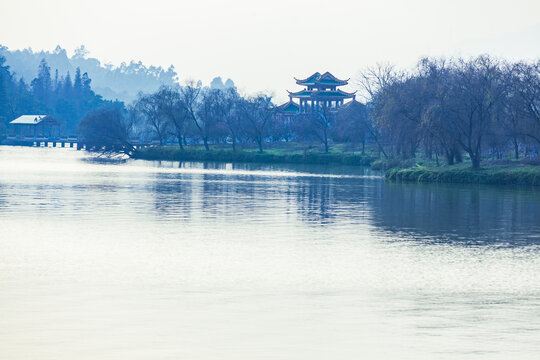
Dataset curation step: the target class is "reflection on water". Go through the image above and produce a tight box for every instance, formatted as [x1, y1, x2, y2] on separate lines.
[372, 182, 540, 246]
[0, 146, 539, 360]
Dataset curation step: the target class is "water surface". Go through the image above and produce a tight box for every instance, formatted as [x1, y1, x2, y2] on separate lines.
[1, 146, 539, 359]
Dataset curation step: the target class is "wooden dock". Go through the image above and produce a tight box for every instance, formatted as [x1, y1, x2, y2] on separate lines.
[3, 136, 160, 150]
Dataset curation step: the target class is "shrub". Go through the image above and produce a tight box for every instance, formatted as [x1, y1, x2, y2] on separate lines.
[132, 146, 374, 166]
[386, 164, 540, 186]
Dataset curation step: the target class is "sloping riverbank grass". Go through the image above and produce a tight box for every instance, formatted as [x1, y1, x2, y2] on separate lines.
[131, 145, 540, 186]
[386, 163, 540, 186]
[131, 145, 374, 166]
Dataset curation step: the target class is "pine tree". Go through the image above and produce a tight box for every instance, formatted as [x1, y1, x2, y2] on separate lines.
[0, 56, 12, 125]
[63, 71, 72, 97]
[31, 58, 52, 106]
[81, 72, 91, 92]
[0, 54, 119, 137]
[53, 69, 59, 92]
[73, 67, 82, 95]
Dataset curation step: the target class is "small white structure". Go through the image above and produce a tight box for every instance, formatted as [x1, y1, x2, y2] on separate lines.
[10, 115, 48, 125]
[9, 115, 61, 137]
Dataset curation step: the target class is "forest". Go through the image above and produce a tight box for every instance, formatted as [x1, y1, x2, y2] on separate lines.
[0, 56, 117, 135]
[78, 82, 367, 156]
[361, 56, 540, 168]
[80, 55, 540, 170]
[0, 45, 178, 102]
[2, 53, 540, 171]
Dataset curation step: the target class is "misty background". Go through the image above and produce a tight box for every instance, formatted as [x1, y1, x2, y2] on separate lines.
[1, 0, 539, 102]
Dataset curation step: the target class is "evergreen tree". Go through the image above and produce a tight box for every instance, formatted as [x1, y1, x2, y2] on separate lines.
[0, 55, 12, 125]
[81, 72, 91, 92]
[0, 55, 121, 137]
[73, 67, 82, 95]
[63, 71, 72, 97]
[53, 69, 59, 92]
[30, 58, 52, 106]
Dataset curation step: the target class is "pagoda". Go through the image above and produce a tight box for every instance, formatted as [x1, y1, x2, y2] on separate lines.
[276, 72, 356, 118]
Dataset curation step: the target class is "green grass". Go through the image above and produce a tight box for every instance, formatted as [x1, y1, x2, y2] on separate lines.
[131, 145, 373, 166]
[386, 163, 540, 186]
[131, 144, 540, 186]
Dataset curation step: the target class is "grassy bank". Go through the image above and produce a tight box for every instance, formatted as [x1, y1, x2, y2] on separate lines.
[386, 163, 540, 186]
[131, 145, 540, 186]
[131, 145, 373, 166]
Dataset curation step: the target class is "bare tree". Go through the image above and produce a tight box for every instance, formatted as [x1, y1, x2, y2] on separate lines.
[511, 61, 540, 146]
[447, 56, 506, 168]
[333, 100, 370, 153]
[134, 92, 170, 145]
[355, 64, 403, 158]
[356, 63, 401, 102]
[238, 95, 274, 153]
[293, 104, 334, 153]
[220, 88, 243, 151]
[417, 58, 463, 165]
[178, 81, 206, 149]
[195, 88, 224, 150]
[154, 86, 189, 150]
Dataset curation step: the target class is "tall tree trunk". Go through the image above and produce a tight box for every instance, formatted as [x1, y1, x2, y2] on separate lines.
[454, 147, 463, 163]
[445, 149, 454, 165]
[471, 155, 481, 169]
[177, 131, 184, 150]
[323, 128, 329, 153]
[203, 137, 209, 151]
[367, 127, 388, 159]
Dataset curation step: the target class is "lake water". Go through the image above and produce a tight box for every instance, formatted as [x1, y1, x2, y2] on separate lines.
[1, 146, 539, 359]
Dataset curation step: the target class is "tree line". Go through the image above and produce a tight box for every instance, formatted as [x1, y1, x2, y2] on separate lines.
[0, 56, 117, 136]
[53, 55, 540, 169]
[80, 81, 370, 156]
[361, 56, 540, 168]
[0, 45, 179, 103]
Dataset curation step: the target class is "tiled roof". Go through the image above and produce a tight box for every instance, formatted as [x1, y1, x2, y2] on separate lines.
[10, 115, 48, 125]
[295, 71, 348, 86]
[276, 100, 300, 113]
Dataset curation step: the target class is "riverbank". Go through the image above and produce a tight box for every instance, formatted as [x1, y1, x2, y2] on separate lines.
[386, 163, 540, 186]
[131, 146, 540, 186]
[132, 146, 373, 166]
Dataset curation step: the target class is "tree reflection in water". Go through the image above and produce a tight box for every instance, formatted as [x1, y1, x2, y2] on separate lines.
[148, 161, 540, 246]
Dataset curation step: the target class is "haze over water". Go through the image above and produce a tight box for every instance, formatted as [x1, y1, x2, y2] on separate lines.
[1, 147, 540, 359]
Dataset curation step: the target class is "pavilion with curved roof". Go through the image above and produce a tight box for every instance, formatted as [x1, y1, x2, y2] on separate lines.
[276, 72, 356, 117]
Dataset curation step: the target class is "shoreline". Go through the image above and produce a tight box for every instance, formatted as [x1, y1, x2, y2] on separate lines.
[385, 164, 540, 186]
[133, 147, 540, 186]
[131, 146, 373, 167]
[6, 143, 537, 186]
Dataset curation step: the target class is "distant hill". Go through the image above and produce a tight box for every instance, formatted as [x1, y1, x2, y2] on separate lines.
[210, 76, 236, 90]
[0, 45, 179, 103]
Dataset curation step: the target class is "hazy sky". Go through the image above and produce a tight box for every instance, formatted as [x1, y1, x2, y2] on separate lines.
[2, 0, 540, 100]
